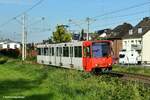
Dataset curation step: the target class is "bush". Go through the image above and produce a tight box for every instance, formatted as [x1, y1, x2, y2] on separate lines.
[0, 49, 20, 58]
[26, 56, 36, 62]
[0, 57, 8, 64]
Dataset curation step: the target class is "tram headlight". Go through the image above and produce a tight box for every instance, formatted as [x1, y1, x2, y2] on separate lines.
[95, 64, 98, 67]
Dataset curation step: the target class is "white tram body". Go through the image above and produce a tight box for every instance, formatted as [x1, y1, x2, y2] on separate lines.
[37, 41, 83, 70]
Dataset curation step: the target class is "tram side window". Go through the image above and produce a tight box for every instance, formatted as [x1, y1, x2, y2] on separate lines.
[52, 47, 54, 56]
[44, 48, 48, 55]
[37, 48, 41, 55]
[56, 47, 59, 56]
[49, 47, 51, 56]
[59, 47, 62, 56]
[74, 46, 82, 57]
[56, 47, 62, 56]
[70, 47, 73, 57]
[63, 47, 69, 57]
[83, 46, 91, 57]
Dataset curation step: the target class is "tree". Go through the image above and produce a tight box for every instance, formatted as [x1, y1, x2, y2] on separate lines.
[42, 38, 53, 44]
[80, 29, 84, 41]
[52, 25, 71, 43]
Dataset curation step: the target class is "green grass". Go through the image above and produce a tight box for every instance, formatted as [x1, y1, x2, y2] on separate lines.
[0, 60, 149, 100]
[113, 65, 150, 76]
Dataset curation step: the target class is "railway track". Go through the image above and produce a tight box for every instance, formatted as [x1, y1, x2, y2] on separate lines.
[109, 71, 150, 85]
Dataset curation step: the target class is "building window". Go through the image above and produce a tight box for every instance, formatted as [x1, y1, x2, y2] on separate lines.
[138, 40, 142, 44]
[131, 40, 134, 43]
[7, 44, 10, 48]
[124, 41, 127, 44]
[14, 45, 17, 49]
[74, 46, 82, 57]
[0, 44, 2, 49]
[138, 28, 142, 34]
[129, 29, 133, 35]
[135, 40, 137, 44]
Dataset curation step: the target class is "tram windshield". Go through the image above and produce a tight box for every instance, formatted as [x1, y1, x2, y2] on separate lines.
[92, 42, 110, 58]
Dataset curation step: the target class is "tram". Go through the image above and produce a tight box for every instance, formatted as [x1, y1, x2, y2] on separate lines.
[37, 40, 113, 72]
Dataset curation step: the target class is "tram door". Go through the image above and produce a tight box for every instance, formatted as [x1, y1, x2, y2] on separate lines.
[83, 45, 92, 71]
[56, 47, 62, 66]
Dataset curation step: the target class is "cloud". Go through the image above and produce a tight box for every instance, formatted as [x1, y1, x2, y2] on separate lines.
[0, 0, 34, 5]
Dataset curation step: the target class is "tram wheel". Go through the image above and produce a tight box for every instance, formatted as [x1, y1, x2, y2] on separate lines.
[92, 68, 102, 75]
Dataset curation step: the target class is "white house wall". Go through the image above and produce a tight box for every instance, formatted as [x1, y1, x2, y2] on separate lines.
[2, 44, 8, 49]
[9, 43, 20, 49]
[122, 38, 142, 51]
[142, 30, 150, 63]
[0, 42, 20, 49]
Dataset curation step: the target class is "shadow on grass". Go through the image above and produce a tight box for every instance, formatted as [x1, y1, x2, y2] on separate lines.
[25, 93, 54, 100]
[0, 79, 39, 95]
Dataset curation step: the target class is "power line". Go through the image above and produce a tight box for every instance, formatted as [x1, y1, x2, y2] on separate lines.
[29, 17, 45, 26]
[100, 10, 149, 20]
[94, 17, 144, 29]
[92, 1, 150, 19]
[0, 0, 45, 28]
[68, 1, 150, 32]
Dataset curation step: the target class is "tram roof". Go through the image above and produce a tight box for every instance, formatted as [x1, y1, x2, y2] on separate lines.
[36, 40, 111, 48]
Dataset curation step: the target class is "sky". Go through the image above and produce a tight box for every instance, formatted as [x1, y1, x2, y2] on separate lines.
[0, 0, 150, 42]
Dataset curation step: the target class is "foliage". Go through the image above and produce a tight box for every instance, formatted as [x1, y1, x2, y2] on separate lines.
[0, 49, 20, 58]
[0, 60, 149, 100]
[27, 43, 35, 51]
[42, 38, 53, 44]
[96, 37, 108, 40]
[113, 65, 150, 76]
[26, 56, 36, 62]
[80, 29, 85, 41]
[52, 25, 71, 43]
[0, 56, 8, 64]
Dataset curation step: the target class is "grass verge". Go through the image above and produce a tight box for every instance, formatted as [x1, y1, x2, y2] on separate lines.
[0, 60, 149, 100]
[113, 64, 150, 76]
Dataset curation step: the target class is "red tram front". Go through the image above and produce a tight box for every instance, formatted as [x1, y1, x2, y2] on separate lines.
[82, 40, 113, 72]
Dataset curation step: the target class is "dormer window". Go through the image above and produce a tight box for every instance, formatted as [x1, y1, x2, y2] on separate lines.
[129, 29, 133, 35]
[0, 44, 2, 49]
[7, 44, 10, 48]
[138, 28, 142, 34]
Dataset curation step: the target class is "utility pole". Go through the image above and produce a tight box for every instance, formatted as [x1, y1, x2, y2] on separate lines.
[86, 17, 90, 41]
[22, 13, 27, 61]
[86, 17, 96, 41]
[22, 14, 25, 61]
[25, 31, 27, 59]
[24, 14, 27, 60]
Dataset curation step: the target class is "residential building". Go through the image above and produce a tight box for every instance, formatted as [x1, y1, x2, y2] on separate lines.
[122, 17, 150, 64]
[0, 39, 20, 50]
